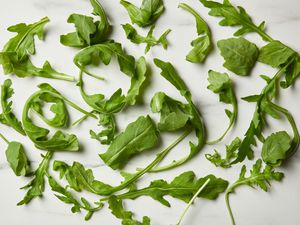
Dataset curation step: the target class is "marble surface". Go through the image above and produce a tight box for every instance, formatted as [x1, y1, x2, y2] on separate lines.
[0, 0, 300, 224]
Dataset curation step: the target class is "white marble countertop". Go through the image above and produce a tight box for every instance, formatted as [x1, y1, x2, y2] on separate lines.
[1, 0, 300, 225]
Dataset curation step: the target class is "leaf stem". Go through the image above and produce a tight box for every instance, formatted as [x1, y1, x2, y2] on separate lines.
[176, 178, 211, 225]
[0, 132, 9, 144]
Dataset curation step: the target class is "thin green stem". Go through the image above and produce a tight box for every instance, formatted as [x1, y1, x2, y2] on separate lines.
[225, 190, 236, 225]
[0, 132, 9, 144]
[176, 178, 211, 225]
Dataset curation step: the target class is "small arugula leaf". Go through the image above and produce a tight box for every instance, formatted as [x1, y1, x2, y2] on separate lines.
[61, 0, 111, 47]
[258, 40, 296, 68]
[207, 70, 237, 143]
[225, 159, 284, 225]
[150, 92, 191, 131]
[120, 0, 164, 27]
[0, 79, 25, 135]
[206, 137, 241, 168]
[217, 37, 259, 76]
[126, 56, 148, 105]
[53, 161, 113, 195]
[18, 152, 53, 205]
[122, 23, 171, 53]
[90, 114, 116, 145]
[114, 172, 228, 207]
[280, 57, 300, 89]
[178, 3, 212, 63]
[100, 115, 159, 169]
[199, 0, 271, 41]
[261, 131, 291, 166]
[108, 196, 150, 225]
[47, 175, 103, 220]
[5, 141, 31, 176]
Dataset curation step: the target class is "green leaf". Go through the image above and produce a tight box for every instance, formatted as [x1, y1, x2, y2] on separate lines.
[258, 40, 296, 68]
[207, 70, 237, 143]
[261, 131, 291, 166]
[74, 41, 135, 77]
[114, 172, 228, 207]
[48, 175, 103, 220]
[61, 0, 111, 47]
[225, 159, 284, 224]
[22, 84, 91, 151]
[150, 92, 191, 131]
[108, 196, 150, 225]
[90, 114, 116, 145]
[217, 37, 259, 76]
[18, 152, 53, 205]
[53, 161, 113, 195]
[0, 79, 25, 135]
[122, 23, 171, 53]
[120, 0, 164, 27]
[178, 3, 212, 63]
[3, 17, 49, 59]
[5, 141, 30, 176]
[199, 0, 269, 40]
[280, 57, 300, 88]
[206, 137, 241, 168]
[100, 115, 159, 169]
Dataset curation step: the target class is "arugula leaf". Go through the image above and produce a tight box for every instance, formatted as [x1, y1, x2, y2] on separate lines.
[0, 79, 25, 135]
[61, 0, 111, 47]
[150, 92, 192, 131]
[199, 0, 272, 41]
[217, 37, 259, 76]
[90, 114, 116, 145]
[153, 58, 205, 171]
[225, 159, 284, 225]
[258, 41, 296, 68]
[4, 140, 31, 176]
[113, 172, 228, 207]
[280, 57, 300, 89]
[206, 137, 241, 168]
[0, 18, 74, 81]
[47, 175, 103, 220]
[207, 70, 237, 143]
[22, 83, 94, 151]
[178, 3, 212, 63]
[100, 115, 159, 169]
[74, 41, 135, 77]
[18, 152, 53, 205]
[108, 196, 150, 225]
[261, 131, 291, 166]
[120, 0, 164, 27]
[122, 23, 171, 53]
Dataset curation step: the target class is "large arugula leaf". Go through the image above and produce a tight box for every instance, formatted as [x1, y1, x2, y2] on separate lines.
[108, 196, 150, 225]
[153, 58, 206, 171]
[178, 3, 212, 63]
[53, 161, 113, 195]
[100, 115, 159, 169]
[0, 79, 25, 135]
[18, 152, 53, 205]
[207, 70, 237, 143]
[199, 0, 271, 41]
[120, 0, 165, 27]
[225, 159, 284, 224]
[22, 83, 94, 151]
[47, 175, 103, 220]
[217, 37, 259, 76]
[113, 172, 228, 207]
[0, 18, 74, 81]
[61, 0, 111, 47]
[122, 23, 171, 53]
